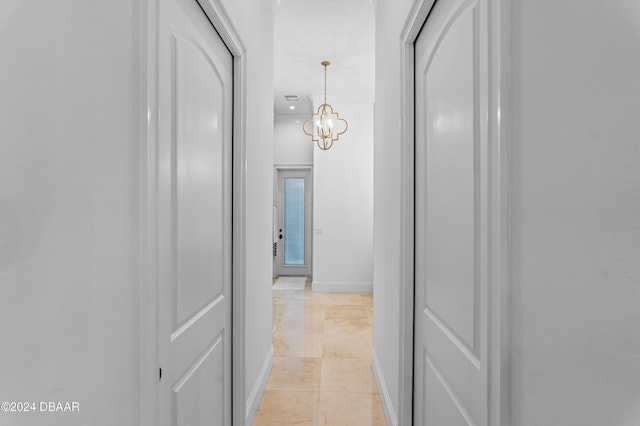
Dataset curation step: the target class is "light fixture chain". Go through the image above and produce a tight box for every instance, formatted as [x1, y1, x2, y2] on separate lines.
[323, 63, 327, 105]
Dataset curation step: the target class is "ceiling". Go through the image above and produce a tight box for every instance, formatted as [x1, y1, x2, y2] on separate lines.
[273, 0, 376, 117]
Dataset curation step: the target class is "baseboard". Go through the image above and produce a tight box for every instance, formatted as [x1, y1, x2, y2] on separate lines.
[245, 344, 274, 424]
[371, 348, 398, 426]
[311, 281, 373, 293]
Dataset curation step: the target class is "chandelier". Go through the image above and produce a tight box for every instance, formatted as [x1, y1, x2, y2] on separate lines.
[303, 61, 348, 150]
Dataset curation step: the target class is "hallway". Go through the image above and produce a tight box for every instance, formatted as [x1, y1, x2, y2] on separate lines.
[3, 1, 640, 425]
[253, 280, 386, 425]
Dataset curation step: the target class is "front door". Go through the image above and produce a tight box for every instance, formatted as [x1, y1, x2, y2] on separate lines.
[413, 0, 491, 424]
[157, 0, 233, 424]
[276, 169, 312, 277]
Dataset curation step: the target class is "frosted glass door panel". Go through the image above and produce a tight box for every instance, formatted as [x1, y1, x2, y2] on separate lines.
[276, 168, 311, 277]
[284, 178, 305, 265]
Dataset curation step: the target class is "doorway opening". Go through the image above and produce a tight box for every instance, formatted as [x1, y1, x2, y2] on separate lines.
[274, 167, 313, 278]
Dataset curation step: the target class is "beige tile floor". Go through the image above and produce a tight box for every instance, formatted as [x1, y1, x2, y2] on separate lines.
[253, 278, 387, 426]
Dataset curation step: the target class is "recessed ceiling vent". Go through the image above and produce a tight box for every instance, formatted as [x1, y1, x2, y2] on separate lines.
[284, 95, 299, 101]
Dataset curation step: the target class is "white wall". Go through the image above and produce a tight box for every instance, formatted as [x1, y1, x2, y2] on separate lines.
[373, 0, 640, 424]
[0, 1, 138, 425]
[372, 0, 414, 420]
[510, 0, 640, 424]
[312, 102, 374, 292]
[219, 0, 275, 419]
[274, 116, 314, 165]
[0, 1, 274, 425]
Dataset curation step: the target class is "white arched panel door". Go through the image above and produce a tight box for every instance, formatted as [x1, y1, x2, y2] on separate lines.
[414, 0, 491, 424]
[157, 0, 233, 425]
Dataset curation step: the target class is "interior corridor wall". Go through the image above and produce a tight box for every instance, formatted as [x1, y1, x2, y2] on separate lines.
[372, 0, 414, 421]
[274, 116, 314, 166]
[312, 102, 374, 292]
[509, 0, 640, 424]
[0, 2, 138, 425]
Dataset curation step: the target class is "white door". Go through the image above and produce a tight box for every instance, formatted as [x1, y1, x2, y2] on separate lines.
[276, 169, 312, 277]
[414, 0, 491, 424]
[157, 0, 233, 425]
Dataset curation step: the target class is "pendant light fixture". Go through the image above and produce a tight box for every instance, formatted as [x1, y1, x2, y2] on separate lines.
[303, 61, 348, 150]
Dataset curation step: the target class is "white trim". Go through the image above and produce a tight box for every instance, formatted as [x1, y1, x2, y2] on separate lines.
[311, 281, 373, 293]
[398, 2, 436, 425]
[197, 0, 246, 56]
[371, 348, 398, 426]
[273, 164, 314, 169]
[245, 345, 274, 424]
[231, 50, 249, 426]
[138, 0, 159, 424]
[489, 1, 512, 424]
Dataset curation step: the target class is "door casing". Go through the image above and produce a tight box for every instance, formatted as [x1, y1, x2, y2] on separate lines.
[137, 0, 249, 425]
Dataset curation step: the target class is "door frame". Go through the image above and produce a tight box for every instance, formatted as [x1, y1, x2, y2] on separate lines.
[398, 0, 511, 424]
[137, 1, 248, 425]
[273, 165, 313, 277]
